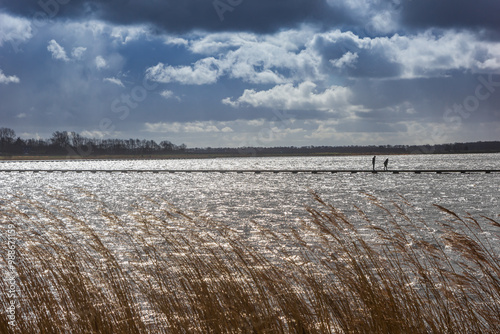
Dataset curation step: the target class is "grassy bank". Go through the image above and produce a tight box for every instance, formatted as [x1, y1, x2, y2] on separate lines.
[0, 193, 499, 333]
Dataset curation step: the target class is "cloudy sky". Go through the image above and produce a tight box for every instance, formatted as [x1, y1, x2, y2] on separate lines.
[0, 0, 499, 147]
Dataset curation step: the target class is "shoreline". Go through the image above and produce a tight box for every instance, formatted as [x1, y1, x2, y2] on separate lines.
[1, 150, 499, 161]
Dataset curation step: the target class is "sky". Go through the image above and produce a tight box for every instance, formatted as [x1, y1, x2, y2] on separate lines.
[0, 0, 499, 148]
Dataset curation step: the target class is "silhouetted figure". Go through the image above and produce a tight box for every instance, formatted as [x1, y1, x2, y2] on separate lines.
[384, 158, 389, 171]
[372, 156, 376, 170]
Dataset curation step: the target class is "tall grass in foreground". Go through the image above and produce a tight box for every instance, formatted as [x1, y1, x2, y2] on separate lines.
[0, 192, 499, 333]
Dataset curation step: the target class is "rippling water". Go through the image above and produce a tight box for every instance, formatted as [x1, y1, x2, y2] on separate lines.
[1, 153, 499, 232]
[2, 154, 498, 331]
[2, 152, 500, 170]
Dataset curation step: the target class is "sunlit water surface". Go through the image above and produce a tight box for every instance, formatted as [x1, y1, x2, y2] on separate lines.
[1, 153, 499, 248]
[1, 152, 499, 326]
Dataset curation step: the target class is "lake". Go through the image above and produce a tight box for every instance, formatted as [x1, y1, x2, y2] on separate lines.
[1, 153, 499, 332]
[1, 153, 498, 235]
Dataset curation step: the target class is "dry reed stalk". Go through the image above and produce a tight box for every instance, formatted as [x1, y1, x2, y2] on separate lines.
[0, 192, 498, 333]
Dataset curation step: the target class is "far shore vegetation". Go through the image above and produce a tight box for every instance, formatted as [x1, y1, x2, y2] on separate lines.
[1, 127, 500, 160]
[0, 193, 499, 333]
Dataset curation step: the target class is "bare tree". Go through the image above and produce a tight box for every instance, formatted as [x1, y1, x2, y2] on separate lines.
[51, 131, 70, 148]
[0, 127, 16, 143]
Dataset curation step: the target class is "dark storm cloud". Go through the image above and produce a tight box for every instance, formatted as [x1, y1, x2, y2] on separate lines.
[347, 52, 402, 78]
[399, 0, 500, 32]
[0, 0, 354, 33]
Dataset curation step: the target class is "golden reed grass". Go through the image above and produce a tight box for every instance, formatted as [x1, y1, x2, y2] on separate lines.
[0, 192, 499, 333]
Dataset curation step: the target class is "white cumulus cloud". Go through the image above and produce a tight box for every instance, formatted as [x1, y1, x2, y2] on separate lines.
[223, 81, 353, 111]
[157, 28, 500, 87]
[164, 36, 190, 47]
[95, 56, 108, 70]
[144, 120, 240, 134]
[0, 13, 32, 47]
[146, 29, 321, 85]
[111, 25, 149, 44]
[160, 90, 180, 101]
[47, 40, 69, 62]
[316, 29, 500, 78]
[0, 69, 20, 84]
[103, 77, 125, 87]
[71, 46, 87, 59]
[146, 58, 219, 85]
[330, 51, 359, 68]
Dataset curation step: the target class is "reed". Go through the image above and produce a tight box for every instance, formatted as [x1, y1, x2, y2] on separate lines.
[0, 192, 498, 333]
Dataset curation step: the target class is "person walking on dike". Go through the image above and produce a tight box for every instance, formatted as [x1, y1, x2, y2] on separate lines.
[384, 158, 389, 171]
[372, 156, 376, 171]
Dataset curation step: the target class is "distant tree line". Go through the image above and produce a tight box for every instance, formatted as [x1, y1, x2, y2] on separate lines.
[187, 141, 500, 156]
[1, 126, 499, 157]
[0, 127, 185, 156]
